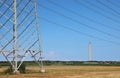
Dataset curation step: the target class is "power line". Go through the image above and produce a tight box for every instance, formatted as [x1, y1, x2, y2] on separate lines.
[84, 0, 120, 19]
[0, 0, 35, 50]
[96, 0, 120, 16]
[106, 0, 120, 9]
[0, 0, 13, 18]
[40, 17, 120, 45]
[37, 3, 120, 39]
[73, 0, 120, 24]
[0, 0, 6, 8]
[0, 0, 35, 51]
[47, 0, 120, 32]
[0, 0, 23, 30]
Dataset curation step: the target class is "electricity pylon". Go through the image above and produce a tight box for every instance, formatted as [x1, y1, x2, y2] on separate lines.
[0, 0, 44, 73]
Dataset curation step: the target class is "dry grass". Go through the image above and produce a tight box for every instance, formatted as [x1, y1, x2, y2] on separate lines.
[0, 66, 120, 78]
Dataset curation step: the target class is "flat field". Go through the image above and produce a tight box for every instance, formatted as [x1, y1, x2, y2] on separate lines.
[0, 66, 120, 78]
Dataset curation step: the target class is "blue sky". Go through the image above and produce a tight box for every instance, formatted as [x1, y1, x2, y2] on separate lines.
[0, 0, 120, 61]
[37, 0, 120, 61]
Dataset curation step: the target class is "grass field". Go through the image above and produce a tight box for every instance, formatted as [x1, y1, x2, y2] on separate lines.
[0, 66, 120, 78]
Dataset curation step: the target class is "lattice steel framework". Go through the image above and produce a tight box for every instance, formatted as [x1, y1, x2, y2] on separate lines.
[0, 0, 44, 73]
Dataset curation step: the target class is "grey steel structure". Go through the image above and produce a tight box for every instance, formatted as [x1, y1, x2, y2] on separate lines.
[0, 0, 44, 73]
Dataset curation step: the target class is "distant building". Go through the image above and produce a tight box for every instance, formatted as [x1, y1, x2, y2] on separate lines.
[88, 42, 92, 61]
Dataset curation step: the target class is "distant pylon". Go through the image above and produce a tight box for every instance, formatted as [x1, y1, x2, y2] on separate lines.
[88, 42, 92, 61]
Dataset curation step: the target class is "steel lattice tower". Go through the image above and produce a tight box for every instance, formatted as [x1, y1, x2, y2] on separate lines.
[0, 0, 44, 73]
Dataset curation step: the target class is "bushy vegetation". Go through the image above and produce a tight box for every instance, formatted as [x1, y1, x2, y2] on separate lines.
[4, 63, 26, 74]
[0, 61, 120, 67]
[4, 65, 13, 74]
[43, 61, 120, 66]
[18, 63, 26, 73]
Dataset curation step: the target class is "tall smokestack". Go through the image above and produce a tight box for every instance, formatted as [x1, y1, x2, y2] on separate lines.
[88, 42, 92, 61]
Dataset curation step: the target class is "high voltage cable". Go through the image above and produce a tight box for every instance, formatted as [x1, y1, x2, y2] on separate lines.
[0, 23, 12, 40]
[3, 0, 39, 50]
[0, 0, 13, 18]
[40, 17, 120, 45]
[96, 0, 120, 16]
[0, 0, 6, 8]
[10, 2, 42, 49]
[107, 0, 120, 8]
[0, 7, 34, 50]
[18, 27, 37, 50]
[47, 0, 120, 32]
[74, 0, 120, 24]
[83, 0, 120, 19]
[1, 14, 35, 51]
[0, 4, 33, 43]
[37, 3, 120, 39]
[0, 0, 23, 30]
[1, 1, 32, 36]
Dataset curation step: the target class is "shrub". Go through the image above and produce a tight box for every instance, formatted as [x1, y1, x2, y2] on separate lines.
[18, 63, 26, 73]
[4, 63, 26, 74]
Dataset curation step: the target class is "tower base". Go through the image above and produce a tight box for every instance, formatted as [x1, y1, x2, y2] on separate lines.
[40, 68, 45, 73]
[13, 70, 20, 75]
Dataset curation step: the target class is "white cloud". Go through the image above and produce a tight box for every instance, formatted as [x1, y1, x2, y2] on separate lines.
[45, 51, 57, 60]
